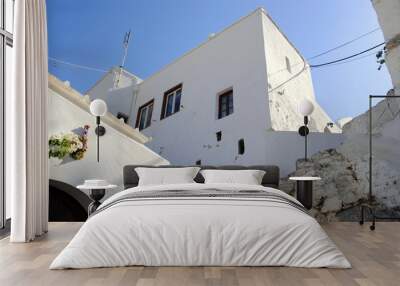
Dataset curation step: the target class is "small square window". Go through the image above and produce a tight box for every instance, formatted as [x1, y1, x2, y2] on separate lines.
[161, 84, 183, 119]
[216, 131, 222, 141]
[285, 56, 291, 73]
[238, 138, 245, 155]
[218, 89, 233, 119]
[135, 100, 154, 130]
[195, 160, 202, 165]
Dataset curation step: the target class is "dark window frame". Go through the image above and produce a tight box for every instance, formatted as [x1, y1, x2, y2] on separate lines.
[160, 83, 182, 120]
[218, 89, 234, 119]
[135, 99, 154, 131]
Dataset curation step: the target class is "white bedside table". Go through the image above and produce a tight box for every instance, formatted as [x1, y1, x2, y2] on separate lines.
[77, 180, 117, 216]
[289, 177, 321, 210]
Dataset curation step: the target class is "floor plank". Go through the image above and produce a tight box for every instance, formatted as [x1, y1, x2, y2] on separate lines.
[0, 222, 399, 286]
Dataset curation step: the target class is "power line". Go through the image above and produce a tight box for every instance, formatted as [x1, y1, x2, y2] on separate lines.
[307, 27, 380, 60]
[268, 41, 384, 92]
[48, 57, 108, 73]
[50, 26, 381, 77]
[312, 50, 377, 68]
[310, 42, 384, 68]
[267, 27, 381, 77]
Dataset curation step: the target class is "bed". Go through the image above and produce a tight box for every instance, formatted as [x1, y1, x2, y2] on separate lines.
[50, 165, 350, 269]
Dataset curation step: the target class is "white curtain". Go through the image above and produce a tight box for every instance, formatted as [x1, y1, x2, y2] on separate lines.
[9, 0, 49, 242]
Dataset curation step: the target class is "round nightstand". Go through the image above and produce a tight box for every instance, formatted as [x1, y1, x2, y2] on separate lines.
[289, 177, 321, 210]
[77, 180, 117, 216]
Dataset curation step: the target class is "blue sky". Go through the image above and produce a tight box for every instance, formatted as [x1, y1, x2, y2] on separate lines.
[47, 0, 392, 121]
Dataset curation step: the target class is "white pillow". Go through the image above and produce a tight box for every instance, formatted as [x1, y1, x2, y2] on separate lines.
[200, 169, 266, 185]
[135, 167, 201, 186]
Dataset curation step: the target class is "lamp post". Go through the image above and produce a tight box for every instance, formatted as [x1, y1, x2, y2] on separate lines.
[89, 99, 107, 162]
[298, 99, 314, 161]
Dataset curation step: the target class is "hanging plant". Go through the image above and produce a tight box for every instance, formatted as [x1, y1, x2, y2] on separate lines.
[376, 47, 386, 71]
[49, 125, 90, 160]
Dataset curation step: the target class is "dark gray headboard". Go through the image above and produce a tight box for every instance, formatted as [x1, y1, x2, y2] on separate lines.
[123, 165, 280, 189]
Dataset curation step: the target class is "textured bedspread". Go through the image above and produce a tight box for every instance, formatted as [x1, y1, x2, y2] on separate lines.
[91, 188, 309, 217]
[50, 183, 351, 269]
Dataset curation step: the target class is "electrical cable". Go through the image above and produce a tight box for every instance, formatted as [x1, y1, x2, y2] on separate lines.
[268, 60, 307, 93]
[310, 42, 385, 68]
[267, 27, 381, 77]
[268, 42, 384, 92]
[49, 28, 384, 94]
[310, 51, 377, 68]
[48, 57, 108, 73]
[307, 27, 380, 60]
[51, 28, 381, 76]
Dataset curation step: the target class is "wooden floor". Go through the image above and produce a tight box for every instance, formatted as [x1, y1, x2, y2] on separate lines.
[0, 222, 399, 286]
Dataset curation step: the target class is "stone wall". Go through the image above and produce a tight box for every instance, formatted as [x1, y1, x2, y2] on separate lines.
[282, 91, 400, 222]
[284, 149, 400, 222]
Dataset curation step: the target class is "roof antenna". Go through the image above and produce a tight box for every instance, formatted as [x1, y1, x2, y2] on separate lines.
[114, 30, 132, 88]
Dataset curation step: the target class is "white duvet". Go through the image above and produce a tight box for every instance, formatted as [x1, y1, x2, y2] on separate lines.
[50, 183, 351, 269]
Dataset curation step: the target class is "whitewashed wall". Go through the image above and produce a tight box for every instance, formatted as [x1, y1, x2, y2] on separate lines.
[133, 8, 271, 167]
[48, 85, 168, 199]
[142, 129, 344, 177]
[261, 11, 339, 132]
[87, 68, 141, 120]
[85, 8, 343, 177]
[372, 0, 400, 92]
[129, 9, 342, 173]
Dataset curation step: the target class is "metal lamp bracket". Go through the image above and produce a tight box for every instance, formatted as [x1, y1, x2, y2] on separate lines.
[95, 126, 106, 136]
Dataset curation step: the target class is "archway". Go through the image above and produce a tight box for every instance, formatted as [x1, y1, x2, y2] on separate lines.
[49, 179, 91, 221]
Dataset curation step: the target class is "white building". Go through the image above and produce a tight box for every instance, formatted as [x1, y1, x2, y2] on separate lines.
[86, 68, 142, 122]
[48, 74, 168, 197]
[89, 8, 343, 176]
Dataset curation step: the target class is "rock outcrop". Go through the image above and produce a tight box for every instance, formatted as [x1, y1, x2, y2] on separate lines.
[285, 148, 400, 222]
[283, 91, 400, 222]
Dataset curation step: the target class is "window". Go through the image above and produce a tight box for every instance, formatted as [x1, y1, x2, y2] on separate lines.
[285, 56, 291, 73]
[4, 0, 13, 33]
[238, 139, 245, 155]
[218, 89, 233, 119]
[1, 0, 14, 229]
[135, 100, 154, 131]
[216, 131, 222, 141]
[195, 160, 201, 166]
[117, 112, 129, 123]
[161, 84, 182, 119]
